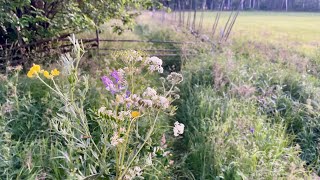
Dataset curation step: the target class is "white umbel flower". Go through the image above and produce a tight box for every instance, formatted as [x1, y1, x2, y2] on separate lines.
[143, 87, 157, 97]
[173, 121, 185, 137]
[146, 56, 163, 73]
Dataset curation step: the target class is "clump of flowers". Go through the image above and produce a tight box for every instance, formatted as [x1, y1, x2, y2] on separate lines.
[98, 52, 184, 178]
[26, 37, 183, 179]
[145, 56, 164, 73]
[27, 64, 60, 79]
[167, 72, 183, 85]
[101, 69, 126, 94]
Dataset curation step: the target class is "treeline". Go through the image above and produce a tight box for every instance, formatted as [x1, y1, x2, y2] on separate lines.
[165, 0, 320, 11]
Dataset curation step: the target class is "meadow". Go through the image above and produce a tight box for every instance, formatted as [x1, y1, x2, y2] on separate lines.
[1, 11, 320, 179]
[183, 11, 320, 55]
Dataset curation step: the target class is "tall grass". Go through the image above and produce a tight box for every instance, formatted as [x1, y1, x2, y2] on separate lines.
[173, 49, 313, 179]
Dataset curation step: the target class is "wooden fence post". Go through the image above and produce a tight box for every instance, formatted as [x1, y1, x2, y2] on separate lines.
[96, 27, 100, 49]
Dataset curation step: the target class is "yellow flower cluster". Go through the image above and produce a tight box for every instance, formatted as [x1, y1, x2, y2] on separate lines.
[27, 64, 41, 78]
[27, 64, 60, 79]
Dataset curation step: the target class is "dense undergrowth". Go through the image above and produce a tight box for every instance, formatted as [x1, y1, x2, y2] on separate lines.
[1, 17, 320, 179]
[173, 35, 320, 179]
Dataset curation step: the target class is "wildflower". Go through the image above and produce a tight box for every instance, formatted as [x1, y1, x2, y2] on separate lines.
[131, 111, 140, 118]
[118, 111, 131, 121]
[142, 87, 157, 97]
[101, 76, 117, 94]
[163, 151, 170, 157]
[157, 96, 170, 109]
[161, 134, 167, 148]
[115, 94, 125, 104]
[131, 94, 141, 107]
[173, 121, 185, 137]
[27, 64, 41, 78]
[27, 71, 34, 78]
[146, 56, 163, 73]
[32, 64, 41, 72]
[98, 107, 114, 117]
[101, 69, 126, 94]
[126, 90, 131, 98]
[110, 132, 124, 146]
[167, 72, 183, 85]
[250, 127, 254, 134]
[51, 69, 60, 76]
[134, 166, 142, 176]
[43, 71, 53, 79]
[119, 127, 126, 134]
[111, 70, 120, 83]
[141, 99, 153, 108]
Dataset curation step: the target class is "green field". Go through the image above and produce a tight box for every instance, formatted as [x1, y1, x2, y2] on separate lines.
[171, 11, 320, 55]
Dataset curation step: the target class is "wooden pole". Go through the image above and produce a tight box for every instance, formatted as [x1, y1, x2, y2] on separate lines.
[95, 27, 100, 49]
[219, 9, 234, 42]
[212, 0, 225, 37]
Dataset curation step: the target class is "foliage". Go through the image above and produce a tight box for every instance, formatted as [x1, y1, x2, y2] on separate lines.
[0, 0, 158, 44]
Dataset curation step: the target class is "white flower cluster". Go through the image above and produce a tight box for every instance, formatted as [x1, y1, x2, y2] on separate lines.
[145, 56, 163, 73]
[110, 131, 124, 146]
[167, 72, 183, 85]
[141, 87, 170, 110]
[124, 166, 143, 180]
[173, 121, 185, 137]
[121, 50, 143, 63]
[98, 107, 131, 121]
[142, 87, 157, 97]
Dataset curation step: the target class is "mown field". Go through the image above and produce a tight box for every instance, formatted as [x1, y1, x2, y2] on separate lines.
[1, 11, 320, 179]
[166, 11, 320, 55]
[206, 12, 320, 42]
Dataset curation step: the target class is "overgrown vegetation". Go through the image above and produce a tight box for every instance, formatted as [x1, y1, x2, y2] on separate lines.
[1, 9, 320, 179]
